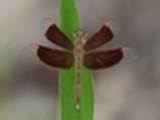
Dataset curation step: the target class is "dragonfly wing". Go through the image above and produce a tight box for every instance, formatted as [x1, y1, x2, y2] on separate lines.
[84, 24, 114, 51]
[37, 45, 74, 68]
[45, 24, 74, 50]
[83, 48, 123, 69]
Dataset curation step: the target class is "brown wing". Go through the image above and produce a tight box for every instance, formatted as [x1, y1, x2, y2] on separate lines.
[37, 45, 74, 68]
[83, 48, 123, 69]
[84, 24, 114, 51]
[45, 23, 74, 50]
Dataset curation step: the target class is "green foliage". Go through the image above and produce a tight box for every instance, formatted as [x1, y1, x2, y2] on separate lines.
[59, 0, 94, 120]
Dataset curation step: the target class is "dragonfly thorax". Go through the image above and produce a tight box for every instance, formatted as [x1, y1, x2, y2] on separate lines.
[74, 29, 87, 63]
[74, 38, 85, 60]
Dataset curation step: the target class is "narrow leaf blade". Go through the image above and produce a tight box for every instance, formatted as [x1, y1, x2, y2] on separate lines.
[59, 0, 94, 120]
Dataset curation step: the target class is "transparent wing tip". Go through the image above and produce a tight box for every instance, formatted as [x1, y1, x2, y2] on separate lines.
[122, 46, 130, 53]
[105, 20, 112, 27]
[47, 19, 55, 27]
[40, 17, 56, 30]
[30, 43, 39, 53]
[105, 20, 120, 34]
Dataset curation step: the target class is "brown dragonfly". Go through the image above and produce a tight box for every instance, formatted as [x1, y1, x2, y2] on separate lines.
[34, 21, 126, 110]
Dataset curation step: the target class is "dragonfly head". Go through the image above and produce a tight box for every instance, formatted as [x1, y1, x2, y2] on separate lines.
[74, 29, 87, 39]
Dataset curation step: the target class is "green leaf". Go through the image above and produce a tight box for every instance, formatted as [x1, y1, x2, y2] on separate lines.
[59, 0, 94, 120]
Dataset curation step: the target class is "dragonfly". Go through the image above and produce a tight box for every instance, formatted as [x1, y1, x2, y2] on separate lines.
[34, 21, 126, 110]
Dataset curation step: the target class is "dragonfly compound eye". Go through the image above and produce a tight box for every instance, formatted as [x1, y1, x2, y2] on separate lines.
[75, 29, 87, 38]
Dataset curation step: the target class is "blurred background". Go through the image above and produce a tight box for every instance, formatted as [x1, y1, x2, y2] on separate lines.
[0, 0, 160, 120]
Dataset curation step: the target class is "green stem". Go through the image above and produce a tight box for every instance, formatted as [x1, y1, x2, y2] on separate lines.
[59, 0, 94, 120]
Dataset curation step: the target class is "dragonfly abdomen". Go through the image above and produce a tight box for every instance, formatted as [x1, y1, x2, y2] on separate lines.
[75, 60, 81, 110]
